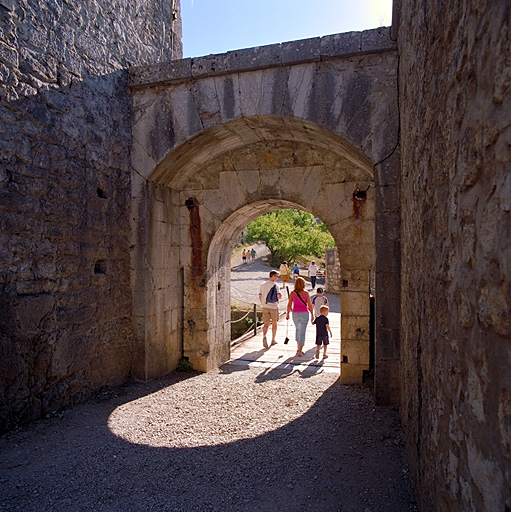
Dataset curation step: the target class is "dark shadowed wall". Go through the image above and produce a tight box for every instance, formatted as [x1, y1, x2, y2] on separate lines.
[397, 2, 511, 510]
[0, 0, 182, 432]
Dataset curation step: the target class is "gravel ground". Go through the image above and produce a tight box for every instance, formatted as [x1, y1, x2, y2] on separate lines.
[0, 366, 417, 512]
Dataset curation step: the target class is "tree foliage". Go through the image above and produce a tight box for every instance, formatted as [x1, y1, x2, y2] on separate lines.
[246, 209, 335, 266]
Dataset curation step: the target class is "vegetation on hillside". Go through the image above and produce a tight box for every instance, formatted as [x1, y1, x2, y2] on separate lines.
[245, 209, 335, 267]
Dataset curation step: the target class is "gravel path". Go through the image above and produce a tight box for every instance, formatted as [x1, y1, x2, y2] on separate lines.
[0, 367, 417, 512]
[0, 249, 417, 511]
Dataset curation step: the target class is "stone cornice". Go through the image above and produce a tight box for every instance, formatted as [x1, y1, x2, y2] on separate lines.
[129, 27, 396, 89]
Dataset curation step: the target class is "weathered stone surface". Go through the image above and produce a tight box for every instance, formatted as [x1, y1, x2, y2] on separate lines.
[130, 127, 384, 376]
[398, 2, 511, 510]
[0, 0, 182, 433]
[281, 37, 321, 65]
[129, 28, 396, 87]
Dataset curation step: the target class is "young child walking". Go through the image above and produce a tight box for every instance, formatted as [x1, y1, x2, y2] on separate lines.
[312, 287, 328, 318]
[314, 304, 332, 359]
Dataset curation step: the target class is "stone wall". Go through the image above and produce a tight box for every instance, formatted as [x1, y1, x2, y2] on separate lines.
[397, 2, 511, 510]
[0, 0, 182, 432]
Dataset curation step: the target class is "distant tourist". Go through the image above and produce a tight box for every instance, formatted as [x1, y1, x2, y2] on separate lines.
[292, 263, 299, 280]
[308, 260, 318, 290]
[242, 249, 247, 264]
[250, 247, 256, 262]
[259, 270, 282, 348]
[286, 276, 314, 357]
[279, 261, 290, 288]
[314, 305, 332, 360]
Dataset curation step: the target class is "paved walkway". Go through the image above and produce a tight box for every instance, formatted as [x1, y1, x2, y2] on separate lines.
[229, 254, 340, 374]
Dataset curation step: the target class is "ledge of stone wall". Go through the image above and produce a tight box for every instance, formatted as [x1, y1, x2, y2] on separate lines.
[129, 27, 395, 88]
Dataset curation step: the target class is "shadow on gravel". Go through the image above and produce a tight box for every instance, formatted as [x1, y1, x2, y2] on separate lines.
[221, 359, 326, 382]
[0, 369, 417, 512]
[254, 361, 326, 382]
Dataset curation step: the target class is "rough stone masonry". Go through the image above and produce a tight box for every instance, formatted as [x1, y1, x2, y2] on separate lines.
[0, 0, 182, 431]
[0, 1, 510, 511]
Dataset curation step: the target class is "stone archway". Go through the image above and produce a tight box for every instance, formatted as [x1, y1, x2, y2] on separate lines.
[132, 116, 375, 385]
[130, 30, 401, 403]
[206, 199, 368, 384]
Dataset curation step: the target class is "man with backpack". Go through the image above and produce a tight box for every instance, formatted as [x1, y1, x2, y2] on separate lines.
[258, 270, 282, 348]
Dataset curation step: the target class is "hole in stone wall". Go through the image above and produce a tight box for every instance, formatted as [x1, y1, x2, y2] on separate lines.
[353, 185, 369, 200]
[94, 260, 107, 274]
[97, 187, 107, 199]
[343, 280, 349, 287]
[218, 281, 221, 291]
[342, 355, 348, 363]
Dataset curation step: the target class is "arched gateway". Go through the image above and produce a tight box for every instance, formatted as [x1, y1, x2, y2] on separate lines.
[129, 28, 401, 403]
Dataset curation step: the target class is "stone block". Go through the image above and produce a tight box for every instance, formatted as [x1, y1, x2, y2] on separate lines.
[340, 291, 370, 316]
[236, 70, 264, 116]
[340, 362, 367, 384]
[339, 269, 370, 291]
[374, 357, 400, 406]
[214, 74, 241, 121]
[375, 237, 401, 271]
[288, 64, 316, 118]
[281, 37, 321, 65]
[360, 27, 395, 54]
[144, 331, 178, 379]
[186, 352, 209, 373]
[222, 44, 281, 73]
[375, 274, 400, 328]
[320, 31, 361, 58]
[129, 58, 192, 87]
[375, 210, 400, 241]
[191, 54, 227, 77]
[342, 339, 370, 365]
[237, 169, 260, 195]
[336, 243, 374, 269]
[342, 315, 370, 341]
[335, 218, 375, 246]
[375, 327, 400, 359]
[374, 150, 401, 185]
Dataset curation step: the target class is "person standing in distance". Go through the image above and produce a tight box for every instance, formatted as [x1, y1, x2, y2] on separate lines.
[308, 260, 318, 290]
[279, 260, 290, 289]
[259, 270, 282, 348]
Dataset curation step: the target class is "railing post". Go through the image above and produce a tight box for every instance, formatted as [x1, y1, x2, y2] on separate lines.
[253, 303, 257, 336]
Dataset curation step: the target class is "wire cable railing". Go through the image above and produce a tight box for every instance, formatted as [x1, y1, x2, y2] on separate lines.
[230, 303, 263, 347]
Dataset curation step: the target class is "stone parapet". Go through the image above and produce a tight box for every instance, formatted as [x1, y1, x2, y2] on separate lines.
[129, 27, 396, 88]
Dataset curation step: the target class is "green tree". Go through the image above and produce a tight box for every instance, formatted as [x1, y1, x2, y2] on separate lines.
[246, 209, 335, 266]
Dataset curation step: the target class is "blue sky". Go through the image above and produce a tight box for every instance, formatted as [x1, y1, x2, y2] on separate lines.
[181, 0, 393, 58]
